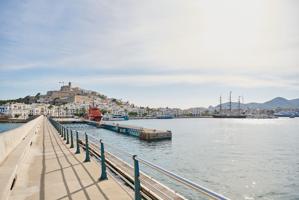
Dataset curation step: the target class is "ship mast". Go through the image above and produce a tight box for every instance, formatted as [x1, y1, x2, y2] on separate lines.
[238, 96, 241, 114]
[219, 96, 222, 114]
[229, 91, 232, 113]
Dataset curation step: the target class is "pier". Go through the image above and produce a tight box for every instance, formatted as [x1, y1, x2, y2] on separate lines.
[0, 116, 132, 200]
[0, 116, 231, 200]
[54, 118, 172, 141]
[98, 122, 172, 141]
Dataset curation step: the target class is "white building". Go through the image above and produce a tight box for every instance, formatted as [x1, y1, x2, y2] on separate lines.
[0, 105, 9, 115]
[1, 103, 31, 119]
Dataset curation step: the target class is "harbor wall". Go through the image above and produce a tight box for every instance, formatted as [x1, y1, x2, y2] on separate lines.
[0, 115, 43, 164]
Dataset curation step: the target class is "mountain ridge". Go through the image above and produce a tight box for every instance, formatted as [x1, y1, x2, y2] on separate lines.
[212, 97, 299, 110]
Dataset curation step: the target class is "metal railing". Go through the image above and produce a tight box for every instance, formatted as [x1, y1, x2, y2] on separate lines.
[49, 118, 231, 200]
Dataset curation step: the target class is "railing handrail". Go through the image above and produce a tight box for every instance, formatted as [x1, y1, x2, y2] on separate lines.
[72, 130, 135, 158]
[137, 157, 230, 200]
[58, 122, 231, 200]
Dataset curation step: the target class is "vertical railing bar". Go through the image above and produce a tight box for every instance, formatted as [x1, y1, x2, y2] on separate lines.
[70, 130, 74, 148]
[133, 155, 141, 200]
[66, 128, 70, 144]
[63, 127, 66, 140]
[75, 131, 80, 154]
[99, 140, 108, 181]
[84, 133, 90, 162]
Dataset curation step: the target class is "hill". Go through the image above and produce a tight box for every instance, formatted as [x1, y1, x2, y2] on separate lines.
[213, 97, 299, 110]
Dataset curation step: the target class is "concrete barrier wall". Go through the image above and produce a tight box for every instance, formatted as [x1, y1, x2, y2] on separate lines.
[0, 115, 43, 164]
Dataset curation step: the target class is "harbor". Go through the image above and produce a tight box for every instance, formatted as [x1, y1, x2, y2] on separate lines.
[0, 116, 232, 200]
[64, 117, 299, 200]
[1, 0, 299, 199]
[1, 115, 299, 199]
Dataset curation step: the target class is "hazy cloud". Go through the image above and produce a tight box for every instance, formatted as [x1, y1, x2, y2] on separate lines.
[0, 0, 298, 106]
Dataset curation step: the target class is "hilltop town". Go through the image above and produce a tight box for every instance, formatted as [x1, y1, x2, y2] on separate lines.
[0, 82, 191, 120]
[0, 82, 298, 120]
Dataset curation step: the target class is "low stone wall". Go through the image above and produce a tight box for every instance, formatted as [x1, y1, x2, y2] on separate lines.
[0, 115, 43, 164]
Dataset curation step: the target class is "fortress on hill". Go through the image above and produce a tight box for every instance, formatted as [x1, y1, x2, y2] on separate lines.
[38, 82, 105, 105]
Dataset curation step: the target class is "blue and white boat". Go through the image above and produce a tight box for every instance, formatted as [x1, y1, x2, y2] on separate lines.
[103, 114, 129, 121]
[156, 114, 174, 119]
[274, 111, 298, 118]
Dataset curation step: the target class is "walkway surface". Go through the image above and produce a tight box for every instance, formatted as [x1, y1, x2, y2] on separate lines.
[10, 117, 132, 200]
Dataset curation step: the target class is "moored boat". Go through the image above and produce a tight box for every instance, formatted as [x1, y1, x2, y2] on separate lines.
[156, 115, 174, 119]
[87, 105, 102, 122]
[212, 114, 246, 118]
[103, 114, 129, 121]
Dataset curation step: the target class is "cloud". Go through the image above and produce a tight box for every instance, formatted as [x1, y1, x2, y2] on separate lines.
[0, 0, 298, 106]
[1, 73, 298, 91]
[1, 0, 299, 74]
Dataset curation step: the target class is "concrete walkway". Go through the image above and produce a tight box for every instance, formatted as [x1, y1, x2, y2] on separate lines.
[10, 117, 132, 200]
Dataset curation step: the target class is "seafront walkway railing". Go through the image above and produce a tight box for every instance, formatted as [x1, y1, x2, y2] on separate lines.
[49, 118, 231, 200]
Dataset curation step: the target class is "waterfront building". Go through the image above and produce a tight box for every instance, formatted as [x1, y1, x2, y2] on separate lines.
[1, 103, 31, 119]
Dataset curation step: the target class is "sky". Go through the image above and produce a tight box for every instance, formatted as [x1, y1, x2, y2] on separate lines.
[0, 0, 298, 108]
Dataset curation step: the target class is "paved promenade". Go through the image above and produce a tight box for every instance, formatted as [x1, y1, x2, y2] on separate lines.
[9, 117, 132, 200]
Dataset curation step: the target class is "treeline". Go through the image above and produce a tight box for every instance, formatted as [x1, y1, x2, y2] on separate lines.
[0, 98, 24, 105]
[0, 93, 41, 105]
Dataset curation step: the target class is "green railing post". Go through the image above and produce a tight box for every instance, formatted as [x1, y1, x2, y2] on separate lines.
[70, 130, 74, 148]
[59, 125, 62, 136]
[99, 140, 108, 181]
[63, 127, 66, 140]
[66, 129, 70, 144]
[75, 131, 80, 154]
[84, 133, 90, 162]
[133, 155, 141, 200]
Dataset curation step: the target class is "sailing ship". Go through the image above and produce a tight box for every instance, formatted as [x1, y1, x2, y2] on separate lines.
[212, 92, 247, 118]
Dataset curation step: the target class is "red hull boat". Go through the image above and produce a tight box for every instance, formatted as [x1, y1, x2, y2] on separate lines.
[87, 105, 102, 122]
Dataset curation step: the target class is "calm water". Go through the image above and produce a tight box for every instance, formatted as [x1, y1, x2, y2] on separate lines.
[0, 123, 22, 133]
[66, 118, 299, 200]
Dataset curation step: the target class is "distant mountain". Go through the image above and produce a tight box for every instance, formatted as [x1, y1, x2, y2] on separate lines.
[260, 97, 299, 109]
[212, 97, 299, 110]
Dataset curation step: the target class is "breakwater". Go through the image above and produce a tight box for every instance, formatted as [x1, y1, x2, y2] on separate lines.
[0, 116, 42, 200]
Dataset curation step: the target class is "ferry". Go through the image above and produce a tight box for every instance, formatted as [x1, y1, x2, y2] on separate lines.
[102, 114, 129, 121]
[274, 111, 299, 118]
[156, 115, 174, 119]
